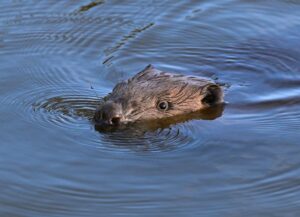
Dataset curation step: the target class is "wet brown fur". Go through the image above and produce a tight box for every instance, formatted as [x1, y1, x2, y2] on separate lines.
[94, 65, 224, 125]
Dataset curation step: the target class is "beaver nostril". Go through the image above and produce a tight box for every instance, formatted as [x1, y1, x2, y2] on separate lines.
[111, 117, 121, 125]
[94, 101, 123, 125]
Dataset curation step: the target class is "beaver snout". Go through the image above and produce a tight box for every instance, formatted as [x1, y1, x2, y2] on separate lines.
[94, 102, 123, 126]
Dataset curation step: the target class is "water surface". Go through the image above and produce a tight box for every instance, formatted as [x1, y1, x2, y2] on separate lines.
[1, 0, 300, 216]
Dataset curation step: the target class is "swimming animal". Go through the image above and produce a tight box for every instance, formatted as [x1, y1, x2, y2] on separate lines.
[94, 65, 224, 126]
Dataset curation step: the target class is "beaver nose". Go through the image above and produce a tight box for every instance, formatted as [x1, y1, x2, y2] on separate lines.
[94, 102, 123, 125]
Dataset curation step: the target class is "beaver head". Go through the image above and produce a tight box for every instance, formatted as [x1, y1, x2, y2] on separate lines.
[94, 65, 224, 126]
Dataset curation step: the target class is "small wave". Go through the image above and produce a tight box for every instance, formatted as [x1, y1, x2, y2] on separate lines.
[1, 86, 102, 130]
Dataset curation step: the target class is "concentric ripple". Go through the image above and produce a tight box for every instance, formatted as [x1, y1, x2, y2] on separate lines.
[92, 125, 194, 153]
[33, 94, 99, 130]
[1, 86, 102, 130]
[1, 82, 224, 152]
[1, 0, 300, 216]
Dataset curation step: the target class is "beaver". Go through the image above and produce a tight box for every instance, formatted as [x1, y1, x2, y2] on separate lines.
[94, 64, 224, 126]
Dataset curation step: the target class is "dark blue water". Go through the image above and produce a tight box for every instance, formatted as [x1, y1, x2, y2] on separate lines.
[1, 0, 300, 216]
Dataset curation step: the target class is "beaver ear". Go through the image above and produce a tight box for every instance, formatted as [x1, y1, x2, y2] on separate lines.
[131, 64, 158, 81]
[201, 84, 223, 105]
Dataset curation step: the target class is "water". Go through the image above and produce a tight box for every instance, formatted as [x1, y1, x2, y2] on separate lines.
[1, 0, 300, 216]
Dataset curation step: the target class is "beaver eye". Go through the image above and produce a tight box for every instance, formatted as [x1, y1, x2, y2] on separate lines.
[157, 101, 169, 111]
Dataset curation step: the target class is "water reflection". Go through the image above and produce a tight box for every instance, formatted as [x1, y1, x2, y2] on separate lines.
[1, 0, 300, 216]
